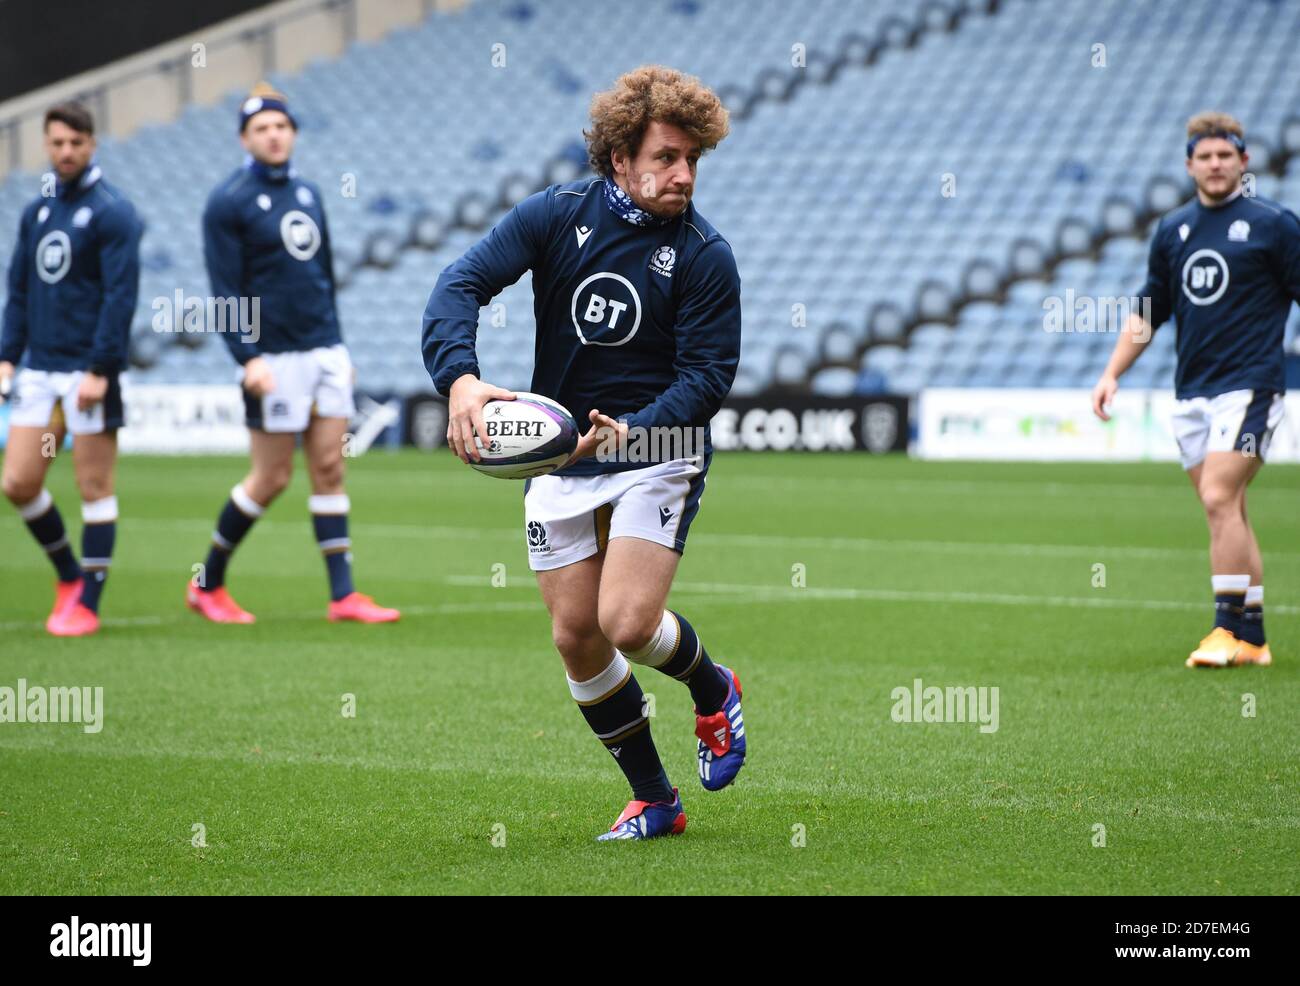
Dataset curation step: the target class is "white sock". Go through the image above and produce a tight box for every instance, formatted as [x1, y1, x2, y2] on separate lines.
[566, 651, 630, 703]
[1210, 574, 1250, 594]
[624, 611, 679, 668]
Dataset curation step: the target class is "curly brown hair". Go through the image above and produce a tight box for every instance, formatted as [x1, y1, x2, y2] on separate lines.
[1186, 110, 1243, 142]
[584, 65, 730, 179]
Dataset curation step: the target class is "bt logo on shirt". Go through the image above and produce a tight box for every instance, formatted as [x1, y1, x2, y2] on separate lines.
[571, 272, 642, 346]
[1181, 248, 1230, 306]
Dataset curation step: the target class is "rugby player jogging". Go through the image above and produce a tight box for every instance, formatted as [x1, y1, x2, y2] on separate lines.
[424, 67, 746, 840]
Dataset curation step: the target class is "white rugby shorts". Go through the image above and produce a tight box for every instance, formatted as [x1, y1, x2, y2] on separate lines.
[523, 454, 711, 571]
[243, 343, 354, 432]
[8, 368, 125, 434]
[1171, 388, 1285, 470]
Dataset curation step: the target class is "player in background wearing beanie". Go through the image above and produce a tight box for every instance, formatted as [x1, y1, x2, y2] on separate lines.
[187, 84, 399, 625]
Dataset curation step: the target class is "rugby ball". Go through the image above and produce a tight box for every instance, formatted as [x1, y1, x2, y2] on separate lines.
[469, 392, 580, 479]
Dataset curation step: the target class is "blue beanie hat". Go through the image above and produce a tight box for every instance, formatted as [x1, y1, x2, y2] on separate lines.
[239, 86, 298, 133]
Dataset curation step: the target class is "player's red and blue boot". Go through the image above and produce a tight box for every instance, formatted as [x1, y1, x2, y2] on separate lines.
[596, 787, 687, 841]
[696, 665, 746, 791]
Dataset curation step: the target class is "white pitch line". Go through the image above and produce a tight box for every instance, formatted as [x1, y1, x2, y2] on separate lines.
[165, 464, 1298, 500]
[446, 575, 1300, 616]
[718, 473, 1300, 501]
[92, 516, 1300, 562]
[4, 567, 1298, 633]
[4, 576, 1298, 634]
[0, 599, 544, 634]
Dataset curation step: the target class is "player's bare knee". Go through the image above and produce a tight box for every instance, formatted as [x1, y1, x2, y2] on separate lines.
[2, 473, 40, 506]
[1200, 484, 1240, 521]
[249, 467, 292, 503]
[310, 460, 344, 493]
[551, 619, 603, 662]
[76, 476, 113, 502]
[599, 609, 658, 656]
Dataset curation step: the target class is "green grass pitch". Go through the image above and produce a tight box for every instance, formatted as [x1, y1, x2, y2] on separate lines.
[1, 450, 1296, 894]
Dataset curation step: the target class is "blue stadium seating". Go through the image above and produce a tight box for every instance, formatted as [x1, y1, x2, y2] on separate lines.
[1, 0, 1296, 398]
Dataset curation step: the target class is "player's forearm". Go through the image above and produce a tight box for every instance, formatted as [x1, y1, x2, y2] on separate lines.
[423, 207, 542, 396]
[86, 331, 128, 373]
[221, 330, 261, 366]
[209, 288, 259, 365]
[1101, 314, 1153, 381]
[0, 306, 27, 365]
[2, 254, 28, 363]
[89, 301, 136, 372]
[88, 211, 142, 372]
[422, 276, 485, 394]
[625, 362, 737, 432]
[202, 256, 260, 365]
[421, 310, 480, 396]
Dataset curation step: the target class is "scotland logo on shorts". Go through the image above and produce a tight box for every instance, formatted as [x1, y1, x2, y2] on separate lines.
[35, 230, 72, 284]
[570, 272, 642, 346]
[649, 245, 676, 277]
[1181, 248, 1229, 306]
[280, 209, 322, 261]
[526, 520, 550, 553]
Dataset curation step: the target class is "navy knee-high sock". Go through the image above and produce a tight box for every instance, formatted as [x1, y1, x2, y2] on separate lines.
[569, 652, 674, 804]
[309, 494, 354, 601]
[17, 489, 80, 582]
[79, 495, 118, 613]
[202, 484, 264, 590]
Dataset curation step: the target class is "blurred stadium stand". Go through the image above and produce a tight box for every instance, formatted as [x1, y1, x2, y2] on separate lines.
[1, 0, 1297, 399]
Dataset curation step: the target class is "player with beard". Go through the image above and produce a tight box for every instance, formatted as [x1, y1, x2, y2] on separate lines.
[423, 66, 744, 840]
